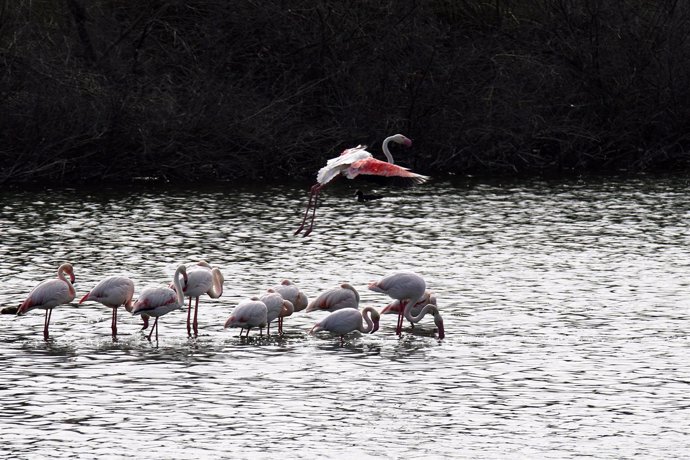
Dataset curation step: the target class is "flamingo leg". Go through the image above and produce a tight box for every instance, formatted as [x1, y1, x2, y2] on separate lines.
[302, 185, 321, 237]
[148, 317, 159, 341]
[294, 184, 322, 236]
[43, 309, 51, 340]
[266, 322, 271, 336]
[245, 328, 250, 338]
[112, 307, 118, 337]
[193, 297, 200, 336]
[396, 304, 405, 336]
[186, 297, 192, 336]
[278, 316, 283, 335]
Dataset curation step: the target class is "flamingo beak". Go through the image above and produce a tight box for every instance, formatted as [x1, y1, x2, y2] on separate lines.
[70, 273, 76, 284]
[371, 319, 380, 334]
[403, 137, 412, 147]
[436, 320, 445, 340]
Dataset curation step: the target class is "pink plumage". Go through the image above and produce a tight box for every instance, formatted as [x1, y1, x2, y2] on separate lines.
[80, 275, 135, 337]
[17, 263, 76, 340]
[305, 283, 359, 313]
[295, 134, 429, 236]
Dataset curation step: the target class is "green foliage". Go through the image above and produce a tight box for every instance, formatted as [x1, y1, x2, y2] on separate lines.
[2, 0, 690, 184]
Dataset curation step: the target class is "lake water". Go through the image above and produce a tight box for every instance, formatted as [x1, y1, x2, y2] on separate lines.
[1, 176, 689, 458]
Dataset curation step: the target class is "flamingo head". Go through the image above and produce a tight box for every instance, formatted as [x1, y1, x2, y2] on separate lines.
[391, 134, 412, 148]
[436, 318, 445, 340]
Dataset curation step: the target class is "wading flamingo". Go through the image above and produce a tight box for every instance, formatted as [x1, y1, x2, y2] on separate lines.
[368, 272, 427, 337]
[309, 306, 380, 346]
[260, 291, 294, 335]
[271, 279, 309, 332]
[17, 263, 76, 340]
[295, 134, 429, 236]
[177, 260, 224, 337]
[381, 290, 437, 329]
[305, 283, 359, 313]
[224, 298, 268, 338]
[80, 276, 135, 337]
[131, 265, 188, 342]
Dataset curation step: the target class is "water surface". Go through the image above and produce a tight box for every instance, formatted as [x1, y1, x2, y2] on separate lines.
[1, 176, 689, 458]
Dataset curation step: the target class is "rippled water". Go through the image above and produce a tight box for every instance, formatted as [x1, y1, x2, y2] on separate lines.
[1, 176, 690, 458]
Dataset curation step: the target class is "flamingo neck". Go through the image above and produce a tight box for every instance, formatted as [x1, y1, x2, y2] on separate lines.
[58, 266, 75, 297]
[173, 268, 186, 305]
[209, 268, 224, 298]
[359, 306, 379, 333]
[405, 302, 440, 324]
[281, 300, 294, 317]
[381, 136, 396, 164]
[342, 283, 360, 305]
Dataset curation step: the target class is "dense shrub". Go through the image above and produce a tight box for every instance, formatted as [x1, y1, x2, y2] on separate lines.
[2, 0, 690, 184]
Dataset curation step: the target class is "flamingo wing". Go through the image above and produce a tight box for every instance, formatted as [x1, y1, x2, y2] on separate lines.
[84, 276, 135, 307]
[345, 158, 429, 184]
[306, 286, 358, 312]
[19, 279, 74, 313]
[131, 287, 179, 316]
[312, 309, 361, 335]
[184, 267, 213, 297]
[316, 147, 372, 185]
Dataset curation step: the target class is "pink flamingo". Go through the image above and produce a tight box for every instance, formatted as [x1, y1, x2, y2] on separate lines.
[130, 265, 188, 342]
[17, 263, 76, 340]
[382, 292, 444, 339]
[381, 290, 437, 329]
[260, 291, 294, 335]
[224, 298, 268, 338]
[309, 306, 380, 345]
[79, 276, 135, 337]
[178, 260, 224, 337]
[368, 272, 427, 337]
[305, 283, 359, 313]
[271, 280, 309, 332]
[295, 134, 429, 236]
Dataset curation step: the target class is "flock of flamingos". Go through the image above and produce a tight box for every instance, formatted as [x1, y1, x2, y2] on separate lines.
[14, 262, 445, 343]
[12, 133, 445, 344]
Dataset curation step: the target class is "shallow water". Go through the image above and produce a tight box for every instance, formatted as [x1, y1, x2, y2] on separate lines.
[1, 176, 690, 458]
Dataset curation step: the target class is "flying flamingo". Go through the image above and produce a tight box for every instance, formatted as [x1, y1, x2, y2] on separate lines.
[130, 265, 188, 342]
[309, 306, 380, 345]
[381, 290, 437, 329]
[224, 298, 268, 338]
[17, 263, 76, 340]
[295, 134, 429, 236]
[260, 291, 294, 335]
[305, 283, 359, 313]
[368, 272, 427, 337]
[177, 260, 224, 337]
[79, 276, 135, 337]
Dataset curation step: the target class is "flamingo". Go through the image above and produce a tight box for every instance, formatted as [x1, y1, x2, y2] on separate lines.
[381, 292, 444, 339]
[178, 260, 224, 337]
[271, 278, 309, 320]
[368, 272, 427, 337]
[305, 283, 359, 313]
[130, 265, 188, 342]
[309, 306, 380, 345]
[381, 290, 437, 329]
[355, 190, 384, 202]
[224, 298, 268, 338]
[295, 134, 429, 236]
[79, 276, 135, 337]
[17, 263, 76, 340]
[260, 291, 294, 335]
